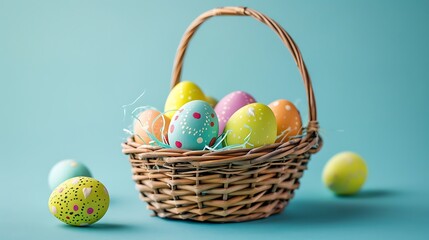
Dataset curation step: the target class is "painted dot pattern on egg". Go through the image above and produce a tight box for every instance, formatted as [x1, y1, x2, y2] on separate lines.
[51, 206, 57, 214]
[193, 112, 201, 119]
[48, 177, 109, 226]
[168, 100, 219, 150]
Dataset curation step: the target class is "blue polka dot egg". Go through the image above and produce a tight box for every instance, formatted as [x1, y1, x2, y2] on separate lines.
[48, 177, 109, 226]
[168, 100, 219, 150]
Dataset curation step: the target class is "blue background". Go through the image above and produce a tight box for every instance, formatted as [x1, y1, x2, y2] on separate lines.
[1, 0, 428, 239]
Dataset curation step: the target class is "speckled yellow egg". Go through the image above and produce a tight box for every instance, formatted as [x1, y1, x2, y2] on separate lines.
[323, 152, 368, 195]
[268, 99, 302, 143]
[48, 177, 110, 226]
[164, 81, 206, 119]
[133, 109, 170, 145]
[224, 103, 277, 148]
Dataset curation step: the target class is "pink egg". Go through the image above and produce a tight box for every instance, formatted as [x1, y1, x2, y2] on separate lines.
[214, 91, 256, 135]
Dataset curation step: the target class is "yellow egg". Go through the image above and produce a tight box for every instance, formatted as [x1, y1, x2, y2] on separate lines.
[164, 81, 206, 119]
[322, 152, 368, 195]
[133, 109, 170, 145]
[268, 99, 302, 143]
[48, 177, 109, 226]
[205, 96, 218, 108]
[224, 103, 277, 148]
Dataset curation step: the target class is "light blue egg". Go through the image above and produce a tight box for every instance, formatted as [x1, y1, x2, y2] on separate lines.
[48, 159, 92, 190]
[168, 100, 219, 150]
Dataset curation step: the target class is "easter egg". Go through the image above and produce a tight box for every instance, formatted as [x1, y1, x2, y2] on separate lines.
[215, 91, 256, 135]
[224, 103, 277, 148]
[168, 100, 219, 150]
[205, 96, 218, 108]
[322, 152, 368, 195]
[48, 177, 110, 226]
[133, 109, 170, 145]
[268, 99, 303, 143]
[164, 81, 206, 119]
[48, 159, 92, 190]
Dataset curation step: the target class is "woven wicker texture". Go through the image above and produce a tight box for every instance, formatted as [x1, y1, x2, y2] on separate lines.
[122, 6, 322, 222]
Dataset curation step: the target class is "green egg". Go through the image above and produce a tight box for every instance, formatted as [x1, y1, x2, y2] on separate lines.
[48, 177, 110, 226]
[322, 152, 368, 195]
[224, 103, 277, 148]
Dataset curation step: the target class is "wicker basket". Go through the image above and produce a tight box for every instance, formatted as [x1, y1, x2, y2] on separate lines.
[122, 6, 322, 222]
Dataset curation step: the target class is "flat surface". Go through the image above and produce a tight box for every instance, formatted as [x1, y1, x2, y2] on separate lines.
[1, 0, 428, 239]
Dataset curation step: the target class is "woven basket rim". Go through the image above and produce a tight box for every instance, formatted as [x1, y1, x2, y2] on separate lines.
[122, 132, 322, 167]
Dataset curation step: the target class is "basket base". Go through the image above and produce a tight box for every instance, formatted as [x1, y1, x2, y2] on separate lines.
[153, 206, 285, 223]
[144, 196, 290, 223]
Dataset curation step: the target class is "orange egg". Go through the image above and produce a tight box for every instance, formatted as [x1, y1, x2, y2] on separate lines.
[268, 99, 302, 143]
[133, 109, 170, 145]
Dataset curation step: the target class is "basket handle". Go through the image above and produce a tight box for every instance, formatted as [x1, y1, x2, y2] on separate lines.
[171, 6, 319, 132]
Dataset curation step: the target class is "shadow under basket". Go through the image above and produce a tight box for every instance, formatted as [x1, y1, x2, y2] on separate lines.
[122, 6, 323, 223]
